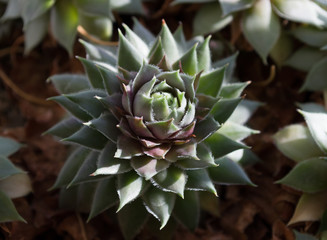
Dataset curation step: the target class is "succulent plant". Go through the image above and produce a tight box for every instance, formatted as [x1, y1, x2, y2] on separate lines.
[173, 0, 327, 65]
[47, 19, 258, 239]
[1, 0, 144, 55]
[274, 102, 327, 240]
[0, 136, 32, 223]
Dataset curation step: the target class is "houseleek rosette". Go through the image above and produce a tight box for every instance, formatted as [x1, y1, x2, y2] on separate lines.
[47, 19, 256, 239]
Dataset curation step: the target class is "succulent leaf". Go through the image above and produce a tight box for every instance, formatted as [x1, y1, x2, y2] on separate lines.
[48, 20, 255, 236]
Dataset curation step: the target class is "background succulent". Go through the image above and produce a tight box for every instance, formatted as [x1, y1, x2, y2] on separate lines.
[47, 19, 259, 239]
[0, 0, 144, 55]
[274, 102, 327, 240]
[173, 0, 327, 66]
[0, 136, 32, 223]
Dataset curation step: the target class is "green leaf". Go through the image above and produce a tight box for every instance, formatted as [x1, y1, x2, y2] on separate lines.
[60, 182, 97, 213]
[173, 0, 215, 4]
[292, 26, 327, 48]
[24, 13, 49, 54]
[173, 191, 199, 230]
[219, 121, 259, 141]
[77, 57, 105, 89]
[193, 2, 233, 36]
[68, 151, 100, 187]
[209, 157, 255, 185]
[186, 169, 217, 195]
[87, 113, 120, 143]
[220, 82, 249, 99]
[131, 157, 170, 180]
[197, 67, 225, 97]
[96, 65, 120, 95]
[118, 29, 143, 71]
[227, 149, 260, 166]
[118, 198, 149, 240]
[51, 148, 91, 189]
[93, 141, 132, 175]
[210, 97, 243, 124]
[152, 166, 187, 198]
[159, 21, 180, 63]
[110, 0, 144, 14]
[65, 89, 107, 119]
[79, 40, 117, 66]
[45, 117, 82, 139]
[242, 0, 280, 63]
[0, 156, 23, 180]
[117, 171, 145, 211]
[197, 36, 212, 72]
[198, 191, 220, 217]
[220, 0, 255, 15]
[270, 32, 294, 67]
[0, 190, 25, 223]
[123, 23, 149, 58]
[49, 95, 92, 122]
[64, 125, 108, 150]
[272, 0, 327, 28]
[205, 132, 249, 159]
[293, 230, 319, 240]
[301, 57, 327, 92]
[0, 173, 32, 199]
[88, 178, 118, 221]
[228, 99, 262, 125]
[0, 136, 21, 157]
[172, 44, 198, 76]
[299, 107, 327, 153]
[74, 0, 111, 17]
[50, 0, 78, 56]
[1, 0, 25, 20]
[132, 17, 155, 45]
[79, 15, 112, 41]
[289, 191, 327, 224]
[48, 74, 91, 94]
[277, 158, 327, 193]
[22, 0, 54, 24]
[284, 47, 326, 72]
[273, 124, 324, 162]
[143, 187, 176, 229]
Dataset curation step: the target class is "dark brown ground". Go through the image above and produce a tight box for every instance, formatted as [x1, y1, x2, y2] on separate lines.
[0, 1, 322, 239]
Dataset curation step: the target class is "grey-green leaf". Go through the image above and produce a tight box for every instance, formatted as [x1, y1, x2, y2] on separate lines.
[277, 158, 327, 193]
[0, 190, 25, 223]
[152, 166, 187, 198]
[143, 187, 176, 229]
[284, 47, 326, 72]
[117, 171, 145, 211]
[173, 191, 199, 231]
[50, 0, 78, 56]
[273, 124, 324, 162]
[193, 2, 233, 36]
[88, 178, 118, 221]
[301, 56, 327, 91]
[48, 74, 91, 94]
[0, 156, 23, 180]
[209, 158, 255, 185]
[51, 148, 91, 189]
[0, 136, 21, 157]
[242, 0, 280, 63]
[299, 108, 327, 153]
[118, 198, 149, 240]
[272, 0, 327, 28]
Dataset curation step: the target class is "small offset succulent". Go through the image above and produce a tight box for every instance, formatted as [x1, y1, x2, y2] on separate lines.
[1, 0, 144, 55]
[0, 136, 32, 223]
[274, 103, 327, 240]
[47, 19, 257, 239]
[173, 0, 327, 65]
